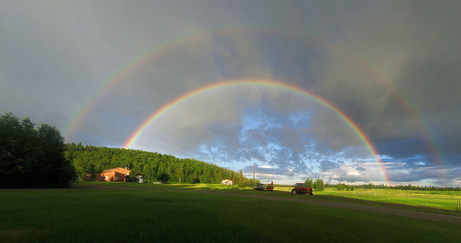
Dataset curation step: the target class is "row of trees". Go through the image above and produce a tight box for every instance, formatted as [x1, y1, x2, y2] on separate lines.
[335, 183, 355, 191]
[388, 184, 461, 191]
[65, 143, 255, 186]
[0, 112, 77, 188]
[351, 183, 461, 191]
[319, 183, 461, 191]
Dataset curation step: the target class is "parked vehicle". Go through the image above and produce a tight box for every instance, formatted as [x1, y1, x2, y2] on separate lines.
[254, 180, 274, 191]
[291, 183, 313, 195]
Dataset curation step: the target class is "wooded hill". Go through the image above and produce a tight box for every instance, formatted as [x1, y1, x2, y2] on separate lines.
[65, 143, 256, 186]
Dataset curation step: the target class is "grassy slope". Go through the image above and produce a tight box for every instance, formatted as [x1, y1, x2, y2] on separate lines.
[1, 185, 460, 242]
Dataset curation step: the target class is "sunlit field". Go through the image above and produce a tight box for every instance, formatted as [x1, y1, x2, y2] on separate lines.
[75, 182, 461, 212]
[1, 183, 460, 242]
[269, 185, 461, 212]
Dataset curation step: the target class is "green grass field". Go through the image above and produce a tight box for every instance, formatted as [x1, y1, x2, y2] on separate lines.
[1, 183, 460, 242]
[72, 182, 461, 214]
[274, 186, 461, 212]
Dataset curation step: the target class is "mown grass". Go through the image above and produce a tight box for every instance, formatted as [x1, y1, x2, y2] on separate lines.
[1, 185, 460, 242]
[79, 181, 461, 213]
[77, 182, 461, 213]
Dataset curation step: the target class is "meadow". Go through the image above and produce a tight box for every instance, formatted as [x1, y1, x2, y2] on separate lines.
[87, 182, 461, 213]
[1, 182, 460, 242]
[275, 186, 461, 213]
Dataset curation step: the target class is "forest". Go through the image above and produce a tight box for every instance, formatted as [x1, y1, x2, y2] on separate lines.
[65, 143, 257, 186]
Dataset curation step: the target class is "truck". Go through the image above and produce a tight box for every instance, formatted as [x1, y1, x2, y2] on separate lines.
[291, 183, 313, 195]
[254, 180, 274, 191]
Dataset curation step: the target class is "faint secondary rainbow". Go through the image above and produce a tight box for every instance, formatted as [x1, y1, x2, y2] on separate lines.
[63, 28, 215, 140]
[64, 26, 443, 179]
[328, 45, 445, 170]
[124, 79, 391, 185]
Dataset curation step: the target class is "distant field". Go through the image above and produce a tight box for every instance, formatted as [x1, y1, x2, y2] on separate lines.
[273, 186, 461, 212]
[1, 182, 460, 242]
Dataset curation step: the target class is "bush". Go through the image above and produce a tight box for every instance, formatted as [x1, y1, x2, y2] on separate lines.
[191, 178, 201, 184]
[157, 172, 170, 184]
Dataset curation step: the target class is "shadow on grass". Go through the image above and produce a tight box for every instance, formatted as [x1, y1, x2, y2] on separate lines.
[74, 181, 247, 192]
[71, 181, 461, 216]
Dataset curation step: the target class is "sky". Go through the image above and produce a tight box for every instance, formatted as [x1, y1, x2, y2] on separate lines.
[1, 0, 460, 186]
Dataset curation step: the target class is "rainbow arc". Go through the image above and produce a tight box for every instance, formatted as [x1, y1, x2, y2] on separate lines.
[123, 79, 391, 185]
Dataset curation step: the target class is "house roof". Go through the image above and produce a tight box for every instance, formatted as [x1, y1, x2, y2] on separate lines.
[102, 167, 131, 176]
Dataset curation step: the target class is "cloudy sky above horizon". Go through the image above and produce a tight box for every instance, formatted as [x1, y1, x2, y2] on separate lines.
[2, 1, 460, 186]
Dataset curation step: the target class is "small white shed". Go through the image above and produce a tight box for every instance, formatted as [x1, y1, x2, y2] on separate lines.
[221, 179, 233, 185]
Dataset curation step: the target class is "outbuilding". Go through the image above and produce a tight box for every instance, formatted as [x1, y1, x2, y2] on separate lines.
[221, 179, 233, 185]
[98, 167, 131, 182]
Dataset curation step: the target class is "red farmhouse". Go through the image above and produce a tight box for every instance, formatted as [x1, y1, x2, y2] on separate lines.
[98, 167, 131, 182]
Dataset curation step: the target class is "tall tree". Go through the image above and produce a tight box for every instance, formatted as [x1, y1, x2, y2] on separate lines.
[238, 170, 244, 187]
[175, 165, 183, 183]
[36, 123, 77, 186]
[0, 113, 26, 187]
[0, 112, 76, 188]
[85, 163, 97, 181]
[157, 172, 170, 187]
[313, 179, 325, 191]
[304, 177, 313, 188]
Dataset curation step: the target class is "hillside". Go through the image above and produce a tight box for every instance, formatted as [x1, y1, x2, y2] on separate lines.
[65, 143, 255, 185]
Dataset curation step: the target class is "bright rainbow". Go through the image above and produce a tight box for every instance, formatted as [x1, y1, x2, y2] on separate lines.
[63, 26, 444, 183]
[123, 79, 391, 185]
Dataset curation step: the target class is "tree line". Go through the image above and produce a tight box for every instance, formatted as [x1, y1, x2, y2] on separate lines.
[325, 183, 461, 191]
[0, 112, 255, 188]
[65, 143, 255, 186]
[302, 178, 461, 192]
[0, 112, 77, 188]
[351, 183, 461, 191]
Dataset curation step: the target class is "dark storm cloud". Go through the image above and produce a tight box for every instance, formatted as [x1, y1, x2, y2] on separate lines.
[327, 0, 461, 168]
[2, 1, 460, 186]
[386, 164, 443, 183]
[355, 167, 366, 172]
[320, 160, 341, 172]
